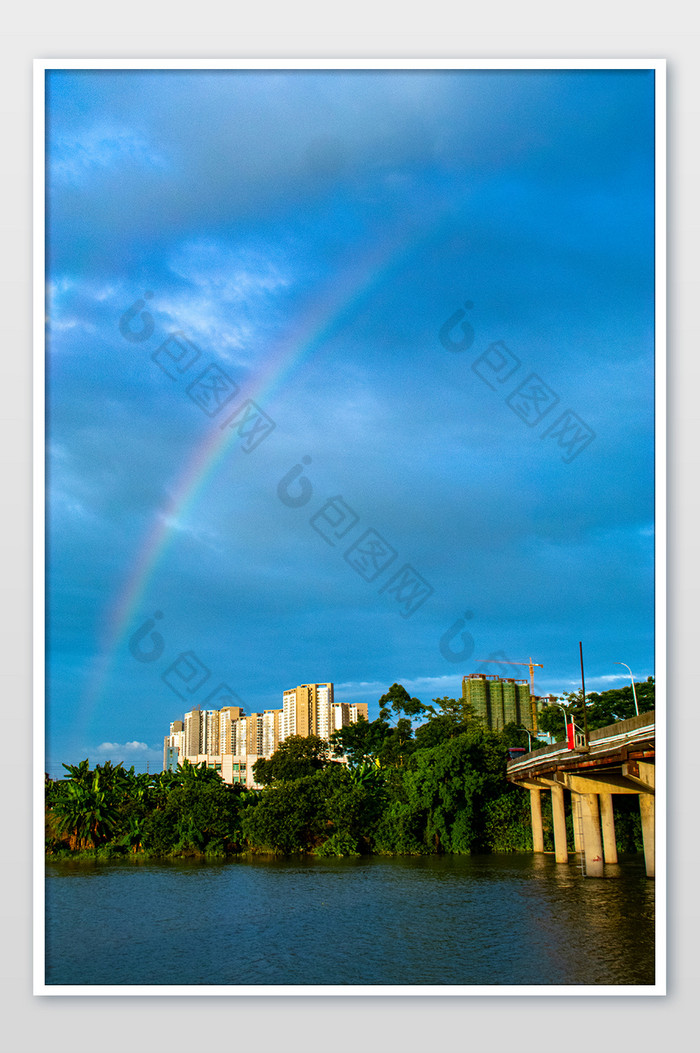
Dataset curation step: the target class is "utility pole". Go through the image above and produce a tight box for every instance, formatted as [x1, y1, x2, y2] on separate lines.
[579, 641, 589, 744]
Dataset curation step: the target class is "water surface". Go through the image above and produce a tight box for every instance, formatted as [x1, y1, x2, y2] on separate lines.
[45, 853, 655, 986]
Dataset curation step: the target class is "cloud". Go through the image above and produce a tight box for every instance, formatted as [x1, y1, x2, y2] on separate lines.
[49, 123, 168, 186]
[86, 741, 164, 775]
[542, 673, 642, 693]
[44, 69, 656, 770]
[94, 741, 151, 753]
[337, 674, 462, 693]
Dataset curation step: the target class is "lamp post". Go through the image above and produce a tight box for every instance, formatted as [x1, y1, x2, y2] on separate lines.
[579, 641, 589, 743]
[554, 703, 570, 741]
[518, 726, 533, 751]
[615, 662, 639, 716]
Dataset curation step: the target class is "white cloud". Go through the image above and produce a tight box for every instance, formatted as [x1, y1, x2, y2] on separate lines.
[50, 124, 168, 185]
[150, 238, 294, 363]
[89, 741, 164, 774]
[336, 675, 462, 698]
[546, 673, 639, 692]
[95, 740, 151, 753]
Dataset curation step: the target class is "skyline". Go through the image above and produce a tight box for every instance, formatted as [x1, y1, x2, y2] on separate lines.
[45, 66, 658, 776]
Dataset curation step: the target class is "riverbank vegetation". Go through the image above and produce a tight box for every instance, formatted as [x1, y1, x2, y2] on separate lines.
[46, 681, 653, 860]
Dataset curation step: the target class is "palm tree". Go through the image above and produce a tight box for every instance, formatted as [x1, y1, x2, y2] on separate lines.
[117, 815, 147, 854]
[51, 762, 119, 850]
[176, 759, 222, 784]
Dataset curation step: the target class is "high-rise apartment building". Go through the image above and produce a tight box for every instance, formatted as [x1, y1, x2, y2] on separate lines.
[183, 707, 221, 757]
[163, 720, 184, 772]
[331, 701, 369, 731]
[203, 709, 220, 755]
[246, 713, 264, 757]
[219, 705, 245, 755]
[262, 708, 282, 756]
[184, 708, 203, 758]
[281, 683, 337, 742]
[166, 682, 364, 787]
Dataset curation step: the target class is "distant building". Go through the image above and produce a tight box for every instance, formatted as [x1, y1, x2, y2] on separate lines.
[462, 673, 538, 732]
[163, 720, 184, 772]
[331, 701, 369, 731]
[218, 705, 245, 755]
[281, 683, 333, 742]
[165, 682, 365, 788]
[262, 708, 283, 757]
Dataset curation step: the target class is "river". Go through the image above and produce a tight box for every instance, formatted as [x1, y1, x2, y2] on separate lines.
[45, 853, 655, 987]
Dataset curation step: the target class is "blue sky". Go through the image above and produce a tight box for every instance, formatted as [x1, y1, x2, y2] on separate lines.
[44, 67, 656, 775]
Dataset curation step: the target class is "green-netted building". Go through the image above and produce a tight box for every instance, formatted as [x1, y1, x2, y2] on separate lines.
[462, 673, 538, 732]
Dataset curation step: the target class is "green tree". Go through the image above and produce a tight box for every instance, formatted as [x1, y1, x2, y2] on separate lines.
[536, 702, 573, 740]
[375, 728, 508, 855]
[117, 814, 148, 854]
[482, 790, 535, 852]
[252, 734, 331, 785]
[240, 774, 327, 853]
[320, 763, 387, 855]
[142, 781, 243, 855]
[50, 761, 120, 850]
[585, 677, 655, 728]
[414, 713, 469, 749]
[378, 683, 427, 722]
[329, 715, 392, 765]
[175, 759, 224, 785]
[545, 678, 655, 737]
[500, 722, 546, 749]
[376, 718, 415, 768]
[425, 695, 477, 724]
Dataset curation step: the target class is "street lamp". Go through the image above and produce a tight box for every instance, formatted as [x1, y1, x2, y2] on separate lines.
[517, 726, 533, 750]
[614, 662, 639, 716]
[554, 703, 570, 741]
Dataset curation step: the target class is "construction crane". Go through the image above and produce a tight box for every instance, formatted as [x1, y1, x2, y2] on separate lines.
[475, 657, 543, 695]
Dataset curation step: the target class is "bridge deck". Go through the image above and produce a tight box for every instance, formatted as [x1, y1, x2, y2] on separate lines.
[507, 710, 655, 783]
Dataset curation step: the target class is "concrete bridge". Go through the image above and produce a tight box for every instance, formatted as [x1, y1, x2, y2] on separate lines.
[506, 711, 655, 877]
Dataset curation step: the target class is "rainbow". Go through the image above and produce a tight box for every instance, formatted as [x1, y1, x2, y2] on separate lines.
[80, 212, 450, 723]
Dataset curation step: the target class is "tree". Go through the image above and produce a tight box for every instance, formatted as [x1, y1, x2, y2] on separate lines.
[412, 695, 478, 748]
[50, 761, 120, 850]
[329, 715, 392, 765]
[536, 703, 571, 740]
[142, 781, 243, 855]
[536, 678, 655, 740]
[175, 759, 224, 785]
[376, 718, 416, 768]
[377, 683, 427, 722]
[585, 677, 655, 728]
[412, 714, 458, 750]
[240, 774, 327, 853]
[426, 695, 477, 724]
[252, 735, 330, 785]
[500, 722, 546, 749]
[482, 791, 535, 852]
[317, 766, 385, 856]
[375, 728, 509, 854]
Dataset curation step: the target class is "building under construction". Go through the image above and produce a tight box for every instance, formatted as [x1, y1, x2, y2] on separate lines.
[462, 673, 539, 732]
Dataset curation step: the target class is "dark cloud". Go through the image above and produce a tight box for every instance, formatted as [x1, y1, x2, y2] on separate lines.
[44, 68, 656, 772]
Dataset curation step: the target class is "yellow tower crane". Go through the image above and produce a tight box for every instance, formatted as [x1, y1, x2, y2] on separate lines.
[476, 657, 543, 694]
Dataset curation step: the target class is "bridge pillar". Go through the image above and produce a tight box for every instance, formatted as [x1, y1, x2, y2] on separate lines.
[599, 792, 618, 864]
[550, 783, 568, 863]
[639, 793, 655, 878]
[529, 787, 544, 853]
[579, 793, 604, 877]
[572, 795, 583, 854]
